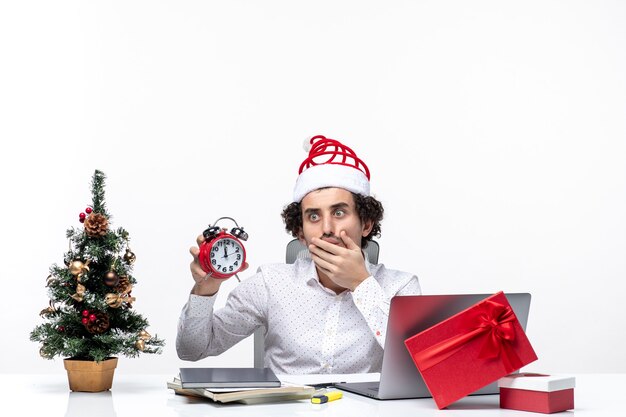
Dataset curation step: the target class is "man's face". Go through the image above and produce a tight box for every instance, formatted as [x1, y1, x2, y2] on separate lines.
[298, 187, 372, 249]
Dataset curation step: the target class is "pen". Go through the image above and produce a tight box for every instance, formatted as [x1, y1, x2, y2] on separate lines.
[311, 390, 343, 404]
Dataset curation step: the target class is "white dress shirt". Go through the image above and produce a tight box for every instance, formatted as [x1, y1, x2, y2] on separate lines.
[176, 258, 421, 374]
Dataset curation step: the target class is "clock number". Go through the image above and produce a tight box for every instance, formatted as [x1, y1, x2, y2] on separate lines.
[211, 259, 216, 265]
[229, 266, 233, 272]
[236, 254, 241, 260]
[234, 261, 239, 266]
[213, 246, 219, 252]
[222, 267, 227, 273]
[235, 247, 240, 253]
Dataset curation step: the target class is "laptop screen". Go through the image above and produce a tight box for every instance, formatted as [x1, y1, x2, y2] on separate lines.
[378, 293, 532, 399]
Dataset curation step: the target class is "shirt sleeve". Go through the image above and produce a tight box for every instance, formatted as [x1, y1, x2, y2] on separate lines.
[351, 274, 421, 348]
[176, 272, 268, 361]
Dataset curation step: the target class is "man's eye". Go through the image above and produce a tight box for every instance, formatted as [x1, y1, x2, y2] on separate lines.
[334, 210, 345, 217]
[309, 213, 319, 221]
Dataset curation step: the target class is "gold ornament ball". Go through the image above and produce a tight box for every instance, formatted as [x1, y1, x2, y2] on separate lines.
[138, 330, 151, 341]
[69, 260, 86, 276]
[124, 248, 136, 264]
[39, 346, 51, 359]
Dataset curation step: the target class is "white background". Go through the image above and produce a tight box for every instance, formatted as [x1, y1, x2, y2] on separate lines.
[1, 1, 624, 375]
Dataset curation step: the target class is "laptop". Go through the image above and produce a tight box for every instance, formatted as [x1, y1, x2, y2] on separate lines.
[335, 293, 532, 400]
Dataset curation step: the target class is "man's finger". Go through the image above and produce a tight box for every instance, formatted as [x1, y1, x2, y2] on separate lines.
[189, 246, 200, 262]
[196, 234, 206, 247]
[310, 237, 343, 255]
[190, 260, 206, 281]
[308, 242, 336, 262]
[310, 252, 333, 274]
[339, 230, 360, 250]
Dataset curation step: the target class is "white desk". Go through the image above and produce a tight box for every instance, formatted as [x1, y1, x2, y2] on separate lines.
[3, 373, 622, 416]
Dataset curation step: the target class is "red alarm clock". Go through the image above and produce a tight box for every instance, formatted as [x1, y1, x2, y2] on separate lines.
[198, 217, 248, 280]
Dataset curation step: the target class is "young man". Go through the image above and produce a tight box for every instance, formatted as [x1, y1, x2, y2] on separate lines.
[176, 135, 421, 374]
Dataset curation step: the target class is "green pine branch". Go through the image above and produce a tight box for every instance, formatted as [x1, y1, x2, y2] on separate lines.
[91, 170, 107, 215]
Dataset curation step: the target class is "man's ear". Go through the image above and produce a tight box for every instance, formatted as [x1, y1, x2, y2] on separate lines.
[361, 220, 374, 238]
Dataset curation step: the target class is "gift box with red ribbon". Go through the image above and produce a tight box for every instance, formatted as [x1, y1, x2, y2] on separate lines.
[404, 291, 538, 409]
[499, 373, 575, 414]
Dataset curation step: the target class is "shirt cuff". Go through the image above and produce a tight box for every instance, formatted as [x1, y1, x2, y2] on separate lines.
[351, 276, 387, 310]
[185, 293, 218, 318]
[351, 276, 388, 344]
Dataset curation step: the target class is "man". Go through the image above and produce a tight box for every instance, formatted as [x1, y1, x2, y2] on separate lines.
[176, 135, 421, 374]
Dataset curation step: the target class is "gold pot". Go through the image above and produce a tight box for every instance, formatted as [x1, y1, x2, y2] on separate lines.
[63, 357, 118, 392]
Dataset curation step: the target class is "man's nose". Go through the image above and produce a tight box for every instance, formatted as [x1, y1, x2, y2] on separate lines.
[322, 216, 334, 235]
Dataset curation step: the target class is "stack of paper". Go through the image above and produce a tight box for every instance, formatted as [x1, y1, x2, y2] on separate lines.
[167, 377, 315, 404]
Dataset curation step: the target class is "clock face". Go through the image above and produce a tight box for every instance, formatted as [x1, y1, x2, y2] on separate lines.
[208, 236, 245, 276]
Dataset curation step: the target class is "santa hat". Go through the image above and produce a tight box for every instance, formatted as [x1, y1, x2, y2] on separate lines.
[293, 135, 370, 202]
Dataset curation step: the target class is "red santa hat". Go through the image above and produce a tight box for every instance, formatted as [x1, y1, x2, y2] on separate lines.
[293, 135, 370, 202]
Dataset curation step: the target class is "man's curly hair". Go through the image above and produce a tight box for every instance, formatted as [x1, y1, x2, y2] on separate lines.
[281, 192, 384, 248]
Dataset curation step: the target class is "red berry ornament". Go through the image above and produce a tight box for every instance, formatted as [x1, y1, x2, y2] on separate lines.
[89, 314, 97, 322]
[82, 310, 89, 317]
[81, 318, 88, 324]
[85, 207, 93, 214]
[79, 212, 86, 220]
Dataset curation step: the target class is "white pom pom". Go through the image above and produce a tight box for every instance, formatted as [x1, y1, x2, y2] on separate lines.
[302, 136, 313, 152]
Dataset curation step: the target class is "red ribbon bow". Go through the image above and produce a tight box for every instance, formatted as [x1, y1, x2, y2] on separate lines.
[412, 299, 523, 373]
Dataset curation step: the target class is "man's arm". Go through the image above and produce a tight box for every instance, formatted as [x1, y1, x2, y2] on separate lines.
[176, 235, 261, 361]
[351, 272, 421, 348]
[176, 273, 267, 361]
[307, 230, 421, 347]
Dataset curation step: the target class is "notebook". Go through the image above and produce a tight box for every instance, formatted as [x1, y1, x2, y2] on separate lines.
[179, 367, 281, 389]
[335, 293, 532, 400]
[168, 376, 314, 404]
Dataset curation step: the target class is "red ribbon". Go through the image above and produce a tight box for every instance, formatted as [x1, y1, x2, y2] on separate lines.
[299, 135, 370, 179]
[412, 299, 523, 373]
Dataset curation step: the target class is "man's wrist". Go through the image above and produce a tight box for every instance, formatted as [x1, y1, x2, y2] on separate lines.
[349, 273, 372, 292]
[191, 280, 221, 296]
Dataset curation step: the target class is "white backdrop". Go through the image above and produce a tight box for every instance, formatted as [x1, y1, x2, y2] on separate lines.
[1, 1, 624, 375]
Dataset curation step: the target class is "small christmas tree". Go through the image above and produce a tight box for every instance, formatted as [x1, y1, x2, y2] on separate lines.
[31, 170, 164, 362]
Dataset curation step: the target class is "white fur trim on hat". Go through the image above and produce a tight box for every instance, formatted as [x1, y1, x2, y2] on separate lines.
[293, 163, 370, 202]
